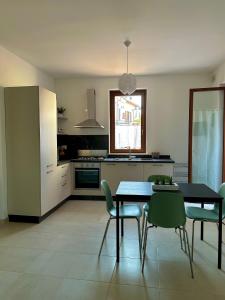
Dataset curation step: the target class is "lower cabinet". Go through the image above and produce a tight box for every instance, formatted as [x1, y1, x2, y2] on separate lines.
[56, 163, 72, 203]
[41, 163, 72, 216]
[41, 166, 58, 215]
[143, 163, 173, 181]
[101, 162, 174, 194]
[101, 163, 143, 194]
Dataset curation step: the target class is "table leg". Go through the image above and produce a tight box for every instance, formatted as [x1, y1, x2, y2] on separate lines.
[116, 196, 120, 263]
[218, 200, 222, 269]
[121, 201, 124, 237]
[201, 202, 204, 240]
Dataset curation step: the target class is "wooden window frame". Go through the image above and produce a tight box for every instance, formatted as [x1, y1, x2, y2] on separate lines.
[188, 87, 225, 183]
[109, 89, 147, 153]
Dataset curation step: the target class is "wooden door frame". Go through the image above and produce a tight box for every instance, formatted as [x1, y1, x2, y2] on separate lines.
[188, 87, 225, 183]
[109, 89, 147, 153]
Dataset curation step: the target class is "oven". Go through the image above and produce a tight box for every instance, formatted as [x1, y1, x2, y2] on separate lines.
[74, 162, 100, 189]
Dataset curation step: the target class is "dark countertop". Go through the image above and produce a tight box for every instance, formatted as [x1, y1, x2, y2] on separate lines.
[101, 158, 174, 163]
[57, 160, 71, 166]
[60, 155, 175, 164]
[70, 158, 174, 163]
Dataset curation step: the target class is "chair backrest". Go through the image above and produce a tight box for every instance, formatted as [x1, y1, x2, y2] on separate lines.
[214, 183, 225, 218]
[148, 175, 171, 184]
[101, 180, 114, 213]
[147, 191, 186, 228]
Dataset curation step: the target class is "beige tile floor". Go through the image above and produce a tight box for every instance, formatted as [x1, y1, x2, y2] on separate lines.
[0, 201, 225, 299]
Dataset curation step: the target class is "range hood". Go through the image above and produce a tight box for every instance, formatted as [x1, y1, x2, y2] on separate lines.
[74, 89, 104, 128]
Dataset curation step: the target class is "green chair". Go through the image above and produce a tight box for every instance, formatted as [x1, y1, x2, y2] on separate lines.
[186, 182, 225, 261]
[141, 175, 172, 242]
[99, 180, 142, 257]
[142, 191, 194, 278]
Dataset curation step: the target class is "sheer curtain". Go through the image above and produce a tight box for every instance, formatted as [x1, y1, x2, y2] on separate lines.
[192, 108, 223, 191]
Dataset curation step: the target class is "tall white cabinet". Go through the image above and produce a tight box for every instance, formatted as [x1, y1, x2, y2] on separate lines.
[5, 86, 59, 221]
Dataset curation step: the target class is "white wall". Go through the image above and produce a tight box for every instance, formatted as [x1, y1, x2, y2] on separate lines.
[0, 46, 55, 90]
[55, 73, 211, 163]
[0, 45, 55, 219]
[213, 61, 225, 86]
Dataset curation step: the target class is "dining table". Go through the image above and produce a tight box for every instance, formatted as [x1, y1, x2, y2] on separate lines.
[115, 181, 223, 269]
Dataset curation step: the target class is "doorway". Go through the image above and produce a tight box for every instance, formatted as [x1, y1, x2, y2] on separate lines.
[188, 87, 225, 191]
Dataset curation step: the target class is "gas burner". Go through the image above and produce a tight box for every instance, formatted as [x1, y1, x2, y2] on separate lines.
[72, 149, 108, 161]
[74, 156, 105, 161]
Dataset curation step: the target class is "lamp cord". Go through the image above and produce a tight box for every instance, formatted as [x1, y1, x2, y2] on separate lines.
[126, 45, 129, 73]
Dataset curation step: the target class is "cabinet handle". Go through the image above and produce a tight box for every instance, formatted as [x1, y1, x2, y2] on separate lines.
[107, 163, 116, 166]
[46, 164, 53, 168]
[46, 170, 53, 174]
[61, 174, 66, 178]
[61, 165, 67, 168]
[128, 164, 137, 166]
[61, 182, 67, 186]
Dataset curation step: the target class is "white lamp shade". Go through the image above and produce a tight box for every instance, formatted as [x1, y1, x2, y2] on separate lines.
[119, 73, 136, 95]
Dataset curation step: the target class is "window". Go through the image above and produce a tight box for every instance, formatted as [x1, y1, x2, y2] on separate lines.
[110, 89, 146, 153]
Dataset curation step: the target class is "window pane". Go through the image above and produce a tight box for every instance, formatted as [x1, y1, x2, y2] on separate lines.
[114, 95, 142, 150]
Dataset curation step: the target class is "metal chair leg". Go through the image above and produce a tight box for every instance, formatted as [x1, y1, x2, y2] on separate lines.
[142, 217, 148, 249]
[183, 227, 194, 278]
[136, 218, 142, 259]
[142, 227, 149, 272]
[179, 228, 183, 250]
[98, 218, 111, 256]
[192, 220, 195, 261]
[183, 229, 187, 253]
[141, 213, 146, 243]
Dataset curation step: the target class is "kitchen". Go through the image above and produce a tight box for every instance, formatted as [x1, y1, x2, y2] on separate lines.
[1, 1, 225, 299]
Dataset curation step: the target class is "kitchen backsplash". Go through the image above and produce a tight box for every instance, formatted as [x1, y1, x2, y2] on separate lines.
[57, 134, 109, 159]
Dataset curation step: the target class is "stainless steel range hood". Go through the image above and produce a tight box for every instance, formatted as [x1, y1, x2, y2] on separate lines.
[74, 89, 104, 128]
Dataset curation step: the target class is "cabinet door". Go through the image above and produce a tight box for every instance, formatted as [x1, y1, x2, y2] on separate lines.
[101, 163, 143, 194]
[101, 163, 119, 194]
[41, 167, 58, 215]
[143, 163, 174, 181]
[57, 163, 72, 203]
[39, 88, 57, 215]
[120, 163, 143, 181]
[39, 88, 57, 170]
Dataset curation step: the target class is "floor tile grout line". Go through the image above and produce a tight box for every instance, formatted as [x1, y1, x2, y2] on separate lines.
[1, 202, 225, 298]
[3, 268, 225, 298]
[1, 268, 224, 295]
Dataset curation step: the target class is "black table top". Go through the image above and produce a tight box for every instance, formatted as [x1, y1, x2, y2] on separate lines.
[116, 181, 223, 203]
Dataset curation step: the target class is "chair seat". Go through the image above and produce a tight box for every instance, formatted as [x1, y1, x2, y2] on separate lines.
[110, 204, 142, 218]
[186, 206, 219, 222]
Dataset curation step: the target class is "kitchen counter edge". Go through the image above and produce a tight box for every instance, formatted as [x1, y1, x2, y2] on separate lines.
[101, 159, 174, 163]
[70, 158, 175, 163]
[57, 160, 71, 166]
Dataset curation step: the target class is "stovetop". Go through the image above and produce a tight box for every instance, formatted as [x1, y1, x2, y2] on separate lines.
[71, 156, 106, 161]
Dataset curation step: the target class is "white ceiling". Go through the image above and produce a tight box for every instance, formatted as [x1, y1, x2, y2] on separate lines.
[0, 0, 225, 77]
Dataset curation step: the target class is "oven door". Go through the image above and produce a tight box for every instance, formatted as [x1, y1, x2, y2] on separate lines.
[75, 168, 100, 189]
